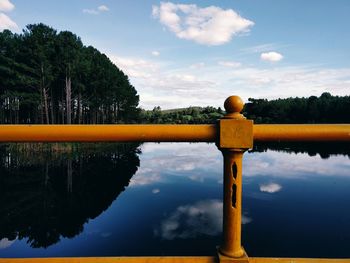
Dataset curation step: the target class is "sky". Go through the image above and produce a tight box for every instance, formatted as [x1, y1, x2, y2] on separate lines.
[1, 0, 350, 109]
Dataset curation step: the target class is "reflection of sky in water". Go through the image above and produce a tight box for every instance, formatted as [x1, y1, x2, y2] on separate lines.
[0, 238, 16, 249]
[155, 199, 223, 240]
[1, 142, 350, 258]
[154, 199, 252, 241]
[245, 149, 350, 178]
[130, 143, 222, 186]
[132, 143, 350, 187]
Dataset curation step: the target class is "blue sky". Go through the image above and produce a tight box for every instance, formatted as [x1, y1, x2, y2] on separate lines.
[1, 0, 350, 109]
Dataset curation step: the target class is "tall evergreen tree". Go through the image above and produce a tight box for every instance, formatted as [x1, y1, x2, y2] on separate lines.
[0, 24, 140, 124]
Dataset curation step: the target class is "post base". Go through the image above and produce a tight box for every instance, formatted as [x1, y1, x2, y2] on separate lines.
[217, 247, 249, 263]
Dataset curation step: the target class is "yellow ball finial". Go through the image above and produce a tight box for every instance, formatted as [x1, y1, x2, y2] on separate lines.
[223, 95, 245, 119]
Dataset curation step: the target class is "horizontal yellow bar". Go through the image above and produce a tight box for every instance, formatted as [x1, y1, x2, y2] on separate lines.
[0, 124, 349, 143]
[254, 124, 350, 142]
[0, 125, 217, 142]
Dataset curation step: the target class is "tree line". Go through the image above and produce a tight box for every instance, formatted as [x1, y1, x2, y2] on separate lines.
[137, 93, 350, 124]
[245, 92, 350, 124]
[138, 106, 225, 124]
[0, 23, 139, 124]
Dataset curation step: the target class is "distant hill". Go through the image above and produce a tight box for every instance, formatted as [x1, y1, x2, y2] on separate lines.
[159, 106, 203, 114]
[138, 106, 224, 124]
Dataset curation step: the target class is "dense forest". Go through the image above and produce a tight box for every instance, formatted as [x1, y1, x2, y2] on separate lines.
[0, 24, 139, 124]
[245, 93, 350, 124]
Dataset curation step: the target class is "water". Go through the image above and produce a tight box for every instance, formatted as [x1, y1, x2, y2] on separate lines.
[0, 142, 349, 258]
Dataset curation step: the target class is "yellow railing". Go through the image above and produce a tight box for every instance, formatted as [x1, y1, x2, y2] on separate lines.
[1, 95, 350, 263]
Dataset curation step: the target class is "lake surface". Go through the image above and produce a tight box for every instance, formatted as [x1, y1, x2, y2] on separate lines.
[0, 142, 350, 258]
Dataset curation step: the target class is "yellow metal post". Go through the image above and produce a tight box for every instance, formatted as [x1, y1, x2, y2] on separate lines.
[217, 96, 253, 262]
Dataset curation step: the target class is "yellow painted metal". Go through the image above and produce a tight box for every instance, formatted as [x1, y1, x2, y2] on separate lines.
[219, 119, 253, 149]
[218, 149, 247, 259]
[254, 124, 350, 142]
[223, 96, 246, 120]
[218, 252, 249, 263]
[217, 96, 252, 261]
[0, 124, 216, 142]
[0, 124, 349, 143]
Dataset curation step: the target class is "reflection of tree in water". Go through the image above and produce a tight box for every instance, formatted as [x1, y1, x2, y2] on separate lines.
[250, 142, 350, 159]
[0, 143, 140, 248]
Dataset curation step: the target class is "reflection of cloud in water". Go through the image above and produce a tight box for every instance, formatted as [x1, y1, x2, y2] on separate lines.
[130, 173, 161, 186]
[0, 238, 16, 249]
[242, 215, 252, 224]
[156, 199, 222, 240]
[152, 188, 160, 194]
[260, 183, 282, 193]
[245, 151, 350, 178]
[155, 200, 252, 240]
[189, 175, 204, 183]
[132, 143, 350, 188]
[130, 143, 222, 186]
[175, 162, 196, 171]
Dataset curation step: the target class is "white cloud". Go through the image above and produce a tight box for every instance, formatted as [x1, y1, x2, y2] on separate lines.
[152, 2, 254, 45]
[227, 65, 350, 100]
[241, 43, 287, 54]
[218, 61, 241, 68]
[261, 51, 283, 62]
[109, 54, 227, 109]
[259, 183, 282, 193]
[0, 0, 14, 12]
[107, 52, 350, 110]
[110, 55, 158, 79]
[83, 5, 109, 15]
[83, 9, 99, 15]
[98, 5, 109, 12]
[190, 62, 205, 69]
[151, 51, 160, 56]
[0, 13, 18, 31]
